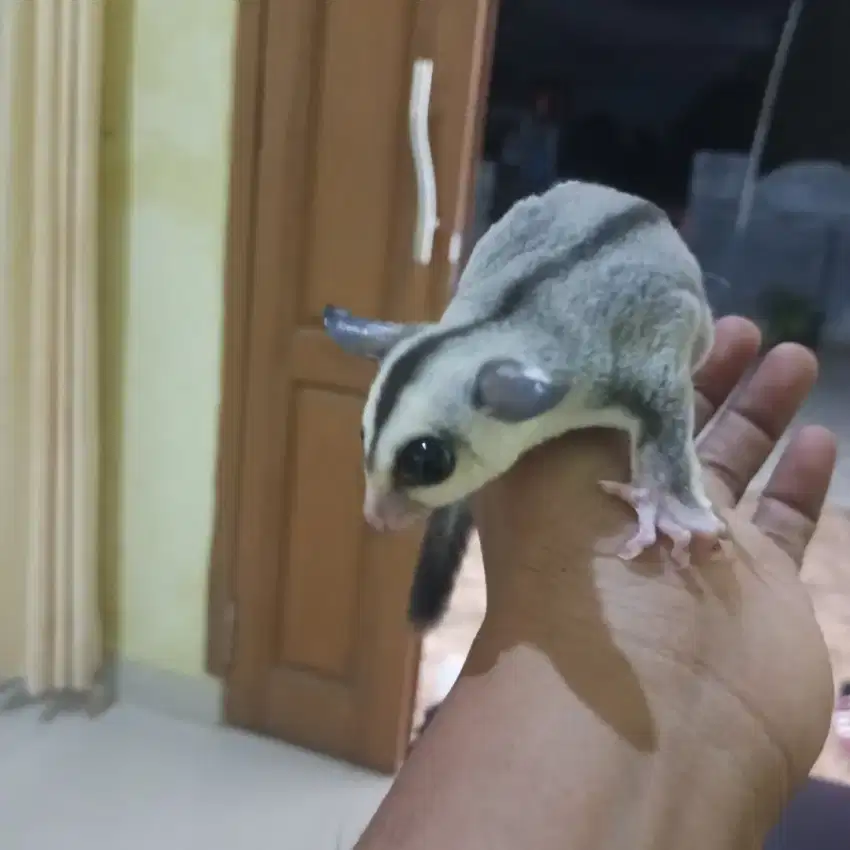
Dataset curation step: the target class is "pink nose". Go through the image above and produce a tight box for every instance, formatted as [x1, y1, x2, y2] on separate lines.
[364, 489, 421, 532]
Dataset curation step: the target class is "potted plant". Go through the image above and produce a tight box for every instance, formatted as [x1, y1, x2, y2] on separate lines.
[758, 287, 826, 351]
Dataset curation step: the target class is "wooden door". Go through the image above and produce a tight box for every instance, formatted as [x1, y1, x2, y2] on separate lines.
[222, 0, 494, 773]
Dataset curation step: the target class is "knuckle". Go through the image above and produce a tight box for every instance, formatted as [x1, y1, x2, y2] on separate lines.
[753, 498, 814, 566]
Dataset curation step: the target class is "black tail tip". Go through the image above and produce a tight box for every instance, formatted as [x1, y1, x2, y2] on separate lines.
[407, 598, 446, 633]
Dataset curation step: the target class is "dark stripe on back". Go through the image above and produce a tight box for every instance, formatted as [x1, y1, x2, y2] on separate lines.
[367, 198, 665, 465]
[489, 198, 666, 323]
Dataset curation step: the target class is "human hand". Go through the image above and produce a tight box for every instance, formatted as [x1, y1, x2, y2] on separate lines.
[465, 316, 836, 850]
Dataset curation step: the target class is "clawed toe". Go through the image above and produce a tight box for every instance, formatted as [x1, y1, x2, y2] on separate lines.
[599, 480, 649, 503]
[600, 478, 720, 568]
[656, 514, 694, 569]
[620, 530, 657, 560]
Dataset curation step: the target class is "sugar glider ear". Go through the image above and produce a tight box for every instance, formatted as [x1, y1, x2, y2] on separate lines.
[472, 358, 569, 423]
[323, 305, 421, 360]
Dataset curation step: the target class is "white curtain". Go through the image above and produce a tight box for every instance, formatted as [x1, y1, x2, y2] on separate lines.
[0, 0, 104, 705]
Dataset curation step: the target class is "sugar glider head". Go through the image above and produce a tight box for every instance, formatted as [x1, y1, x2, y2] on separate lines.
[324, 305, 570, 531]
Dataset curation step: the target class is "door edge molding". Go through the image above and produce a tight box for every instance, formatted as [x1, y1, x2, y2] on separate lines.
[206, 0, 268, 679]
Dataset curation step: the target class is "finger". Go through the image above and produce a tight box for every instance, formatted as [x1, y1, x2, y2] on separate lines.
[752, 425, 837, 567]
[698, 343, 818, 508]
[693, 316, 762, 433]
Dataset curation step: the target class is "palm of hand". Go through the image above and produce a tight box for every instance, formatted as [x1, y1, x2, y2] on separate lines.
[470, 316, 837, 840]
[680, 317, 835, 794]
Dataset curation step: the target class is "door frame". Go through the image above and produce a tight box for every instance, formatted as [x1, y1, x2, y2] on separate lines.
[206, 0, 266, 679]
[206, 0, 499, 713]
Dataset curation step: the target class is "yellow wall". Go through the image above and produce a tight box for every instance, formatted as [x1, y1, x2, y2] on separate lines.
[99, 0, 236, 677]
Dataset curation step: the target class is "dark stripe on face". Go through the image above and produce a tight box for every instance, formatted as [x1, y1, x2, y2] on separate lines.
[368, 325, 478, 468]
[367, 198, 665, 465]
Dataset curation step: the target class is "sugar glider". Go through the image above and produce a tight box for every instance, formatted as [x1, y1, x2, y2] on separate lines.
[324, 180, 724, 631]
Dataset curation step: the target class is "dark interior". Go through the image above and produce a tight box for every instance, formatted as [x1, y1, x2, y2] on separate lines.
[483, 0, 847, 214]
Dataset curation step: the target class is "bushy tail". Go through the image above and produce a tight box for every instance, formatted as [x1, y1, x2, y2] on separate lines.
[407, 500, 474, 631]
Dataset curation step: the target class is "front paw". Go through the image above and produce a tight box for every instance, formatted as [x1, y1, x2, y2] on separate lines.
[659, 495, 725, 539]
[599, 480, 724, 568]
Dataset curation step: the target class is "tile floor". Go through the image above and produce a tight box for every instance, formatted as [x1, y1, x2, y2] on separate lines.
[0, 702, 390, 849]
[2, 351, 850, 849]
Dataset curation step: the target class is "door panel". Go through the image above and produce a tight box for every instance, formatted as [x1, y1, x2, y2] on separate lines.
[303, 0, 419, 320]
[225, 0, 493, 773]
[279, 389, 365, 675]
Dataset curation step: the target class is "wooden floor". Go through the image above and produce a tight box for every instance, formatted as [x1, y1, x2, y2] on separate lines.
[417, 503, 850, 786]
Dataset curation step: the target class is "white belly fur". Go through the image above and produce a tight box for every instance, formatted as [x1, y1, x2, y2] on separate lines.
[515, 397, 641, 478]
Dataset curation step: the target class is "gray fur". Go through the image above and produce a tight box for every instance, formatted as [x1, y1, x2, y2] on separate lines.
[325, 179, 717, 629]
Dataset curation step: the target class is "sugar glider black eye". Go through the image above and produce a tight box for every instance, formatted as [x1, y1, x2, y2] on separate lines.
[359, 426, 364, 443]
[394, 436, 456, 487]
